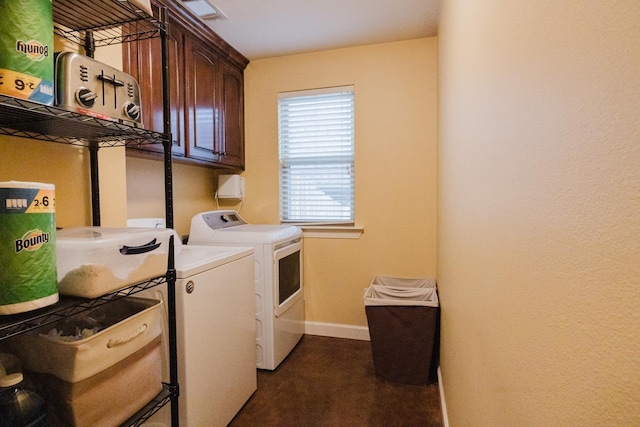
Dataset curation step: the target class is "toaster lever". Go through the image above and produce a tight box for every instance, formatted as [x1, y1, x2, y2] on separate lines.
[97, 73, 125, 87]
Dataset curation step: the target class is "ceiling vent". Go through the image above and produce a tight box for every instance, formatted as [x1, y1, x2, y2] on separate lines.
[181, 0, 227, 21]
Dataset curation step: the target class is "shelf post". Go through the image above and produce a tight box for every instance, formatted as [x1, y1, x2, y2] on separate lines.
[89, 141, 100, 226]
[159, 6, 179, 427]
[84, 30, 95, 58]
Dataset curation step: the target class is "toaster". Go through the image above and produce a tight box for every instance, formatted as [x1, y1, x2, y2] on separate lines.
[55, 52, 143, 127]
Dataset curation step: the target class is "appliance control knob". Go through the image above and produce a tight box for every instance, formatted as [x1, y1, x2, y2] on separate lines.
[75, 87, 97, 107]
[123, 102, 141, 121]
[186, 280, 195, 294]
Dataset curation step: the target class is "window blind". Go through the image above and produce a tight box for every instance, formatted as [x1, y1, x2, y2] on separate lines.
[278, 86, 355, 224]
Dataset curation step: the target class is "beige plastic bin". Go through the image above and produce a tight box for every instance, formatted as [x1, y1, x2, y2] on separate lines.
[8, 297, 163, 427]
[9, 297, 162, 382]
[30, 337, 162, 427]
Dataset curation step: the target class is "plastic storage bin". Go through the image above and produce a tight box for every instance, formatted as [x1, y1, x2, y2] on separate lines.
[56, 227, 172, 298]
[364, 282, 439, 385]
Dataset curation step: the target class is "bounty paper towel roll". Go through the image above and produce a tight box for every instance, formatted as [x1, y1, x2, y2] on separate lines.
[0, 181, 58, 315]
[0, 0, 54, 105]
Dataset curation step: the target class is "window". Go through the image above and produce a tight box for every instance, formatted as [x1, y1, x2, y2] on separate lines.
[278, 86, 355, 224]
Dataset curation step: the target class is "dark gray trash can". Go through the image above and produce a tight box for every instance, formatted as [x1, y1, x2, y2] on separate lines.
[364, 282, 439, 385]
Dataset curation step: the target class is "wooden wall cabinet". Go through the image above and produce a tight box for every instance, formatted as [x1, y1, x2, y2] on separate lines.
[123, 15, 186, 158]
[124, 1, 249, 169]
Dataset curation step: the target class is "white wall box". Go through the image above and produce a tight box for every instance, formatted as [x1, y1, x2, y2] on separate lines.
[217, 174, 245, 199]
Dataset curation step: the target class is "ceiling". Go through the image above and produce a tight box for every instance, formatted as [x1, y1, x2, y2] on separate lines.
[184, 0, 440, 60]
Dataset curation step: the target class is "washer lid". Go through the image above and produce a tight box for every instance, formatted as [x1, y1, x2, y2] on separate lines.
[203, 224, 301, 244]
[175, 245, 253, 278]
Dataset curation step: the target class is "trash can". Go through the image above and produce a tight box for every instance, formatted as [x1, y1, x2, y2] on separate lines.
[364, 279, 439, 385]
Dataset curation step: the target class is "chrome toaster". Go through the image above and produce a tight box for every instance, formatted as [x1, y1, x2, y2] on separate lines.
[55, 52, 143, 127]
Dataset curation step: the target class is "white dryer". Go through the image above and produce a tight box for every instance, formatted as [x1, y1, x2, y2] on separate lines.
[189, 210, 304, 370]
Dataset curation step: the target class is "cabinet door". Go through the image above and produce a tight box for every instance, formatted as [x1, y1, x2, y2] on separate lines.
[218, 62, 245, 168]
[185, 35, 220, 163]
[122, 15, 186, 157]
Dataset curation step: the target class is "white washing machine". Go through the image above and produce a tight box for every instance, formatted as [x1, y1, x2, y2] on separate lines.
[128, 219, 256, 427]
[189, 210, 305, 370]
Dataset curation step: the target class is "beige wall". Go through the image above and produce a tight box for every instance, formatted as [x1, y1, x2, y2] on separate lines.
[0, 137, 91, 227]
[243, 38, 438, 326]
[0, 137, 127, 228]
[125, 157, 221, 236]
[438, 1, 640, 425]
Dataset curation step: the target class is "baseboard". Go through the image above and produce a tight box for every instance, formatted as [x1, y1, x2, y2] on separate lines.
[304, 321, 370, 341]
[438, 367, 449, 427]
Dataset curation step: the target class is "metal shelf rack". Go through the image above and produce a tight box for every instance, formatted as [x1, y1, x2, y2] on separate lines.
[0, 1, 179, 426]
[0, 272, 173, 341]
[0, 94, 167, 147]
[53, 0, 164, 46]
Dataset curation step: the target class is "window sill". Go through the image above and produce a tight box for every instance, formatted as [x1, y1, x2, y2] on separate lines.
[300, 225, 364, 239]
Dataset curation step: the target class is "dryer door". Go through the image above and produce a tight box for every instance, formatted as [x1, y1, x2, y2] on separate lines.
[273, 238, 303, 317]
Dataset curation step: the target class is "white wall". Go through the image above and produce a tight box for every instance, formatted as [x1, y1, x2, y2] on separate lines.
[438, 1, 640, 425]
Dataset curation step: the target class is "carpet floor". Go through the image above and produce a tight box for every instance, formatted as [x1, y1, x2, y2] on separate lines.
[229, 335, 443, 427]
